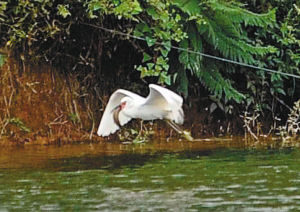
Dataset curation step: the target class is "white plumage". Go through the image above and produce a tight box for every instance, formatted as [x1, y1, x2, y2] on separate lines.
[97, 84, 184, 137]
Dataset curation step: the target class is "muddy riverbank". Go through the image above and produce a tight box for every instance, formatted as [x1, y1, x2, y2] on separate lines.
[0, 58, 250, 145]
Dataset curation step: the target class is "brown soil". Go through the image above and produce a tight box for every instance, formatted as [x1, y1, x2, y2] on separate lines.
[0, 56, 104, 145]
[0, 56, 244, 146]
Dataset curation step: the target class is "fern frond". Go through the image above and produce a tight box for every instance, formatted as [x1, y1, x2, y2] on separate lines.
[212, 33, 274, 63]
[173, 0, 276, 103]
[179, 38, 245, 103]
[173, 0, 201, 16]
[199, 67, 245, 102]
[209, 0, 276, 27]
[200, 16, 274, 64]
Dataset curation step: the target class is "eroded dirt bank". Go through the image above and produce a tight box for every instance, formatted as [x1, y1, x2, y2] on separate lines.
[0, 57, 247, 146]
[0, 57, 103, 145]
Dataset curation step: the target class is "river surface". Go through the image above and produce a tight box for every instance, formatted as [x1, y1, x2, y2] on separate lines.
[1, 140, 300, 211]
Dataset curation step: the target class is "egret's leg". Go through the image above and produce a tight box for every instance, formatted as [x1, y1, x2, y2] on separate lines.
[166, 120, 183, 134]
[138, 120, 144, 136]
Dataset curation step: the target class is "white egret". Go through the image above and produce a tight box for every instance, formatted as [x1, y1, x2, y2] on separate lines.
[97, 84, 192, 140]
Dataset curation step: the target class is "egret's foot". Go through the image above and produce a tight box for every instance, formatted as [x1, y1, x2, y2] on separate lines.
[182, 130, 194, 141]
[165, 120, 194, 141]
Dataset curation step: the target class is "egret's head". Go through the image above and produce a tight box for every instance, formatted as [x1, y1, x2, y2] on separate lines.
[120, 96, 133, 110]
[112, 97, 133, 127]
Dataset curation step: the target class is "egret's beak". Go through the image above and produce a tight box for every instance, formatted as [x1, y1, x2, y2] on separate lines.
[111, 102, 126, 113]
[112, 104, 122, 127]
[111, 102, 127, 128]
[111, 104, 121, 113]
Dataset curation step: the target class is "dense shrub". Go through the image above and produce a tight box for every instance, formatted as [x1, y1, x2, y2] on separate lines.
[0, 0, 299, 123]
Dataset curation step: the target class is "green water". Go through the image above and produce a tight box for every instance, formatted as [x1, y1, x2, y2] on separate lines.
[1, 144, 300, 211]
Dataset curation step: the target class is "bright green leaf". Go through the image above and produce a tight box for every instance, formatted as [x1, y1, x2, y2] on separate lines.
[143, 53, 152, 62]
[147, 62, 155, 69]
[146, 37, 157, 47]
[57, 4, 71, 18]
[160, 48, 169, 57]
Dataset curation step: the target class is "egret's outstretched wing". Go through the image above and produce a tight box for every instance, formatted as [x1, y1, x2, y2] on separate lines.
[97, 89, 144, 137]
[144, 84, 184, 124]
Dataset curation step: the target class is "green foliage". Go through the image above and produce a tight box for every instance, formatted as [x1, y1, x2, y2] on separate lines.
[175, 0, 276, 63]
[0, 53, 5, 67]
[69, 113, 80, 124]
[172, 0, 276, 102]
[57, 4, 71, 18]
[130, 0, 277, 103]
[8, 117, 30, 133]
[268, 3, 300, 97]
[0, 0, 298, 122]
[241, 0, 300, 117]
[132, 0, 186, 86]
[0, 1, 6, 22]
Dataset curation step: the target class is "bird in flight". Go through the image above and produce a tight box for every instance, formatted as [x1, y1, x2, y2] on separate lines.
[97, 84, 192, 140]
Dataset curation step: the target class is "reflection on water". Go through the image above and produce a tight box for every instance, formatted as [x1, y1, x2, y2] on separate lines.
[1, 141, 300, 211]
